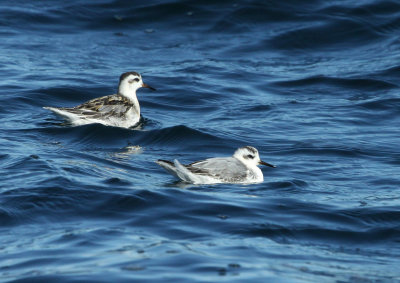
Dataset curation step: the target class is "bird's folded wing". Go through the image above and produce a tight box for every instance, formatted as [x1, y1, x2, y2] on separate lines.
[60, 95, 132, 118]
[186, 157, 248, 182]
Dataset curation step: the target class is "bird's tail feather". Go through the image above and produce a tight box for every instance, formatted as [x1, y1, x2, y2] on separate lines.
[173, 159, 199, 183]
[156, 159, 198, 183]
[43, 106, 78, 121]
[156, 160, 180, 178]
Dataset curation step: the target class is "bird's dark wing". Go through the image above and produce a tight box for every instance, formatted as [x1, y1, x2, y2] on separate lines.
[59, 94, 133, 118]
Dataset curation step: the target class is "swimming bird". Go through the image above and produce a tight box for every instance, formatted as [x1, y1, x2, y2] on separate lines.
[156, 146, 275, 184]
[44, 71, 155, 128]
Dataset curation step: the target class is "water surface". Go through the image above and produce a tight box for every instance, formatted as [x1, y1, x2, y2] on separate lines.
[1, 1, 400, 282]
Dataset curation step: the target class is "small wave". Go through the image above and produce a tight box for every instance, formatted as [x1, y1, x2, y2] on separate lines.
[266, 179, 309, 190]
[272, 75, 397, 90]
[134, 125, 223, 148]
[356, 97, 400, 111]
[40, 86, 110, 105]
[342, 207, 400, 227]
[278, 145, 366, 158]
[26, 124, 225, 152]
[239, 222, 400, 246]
[29, 123, 139, 148]
[0, 186, 154, 225]
[376, 64, 400, 78]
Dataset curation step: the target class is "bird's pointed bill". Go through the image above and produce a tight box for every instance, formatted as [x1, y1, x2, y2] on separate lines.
[259, 160, 276, 168]
[142, 83, 156, 91]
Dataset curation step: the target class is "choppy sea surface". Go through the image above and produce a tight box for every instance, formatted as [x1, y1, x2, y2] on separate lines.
[1, 1, 400, 282]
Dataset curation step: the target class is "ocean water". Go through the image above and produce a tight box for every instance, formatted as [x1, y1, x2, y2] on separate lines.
[1, 0, 400, 282]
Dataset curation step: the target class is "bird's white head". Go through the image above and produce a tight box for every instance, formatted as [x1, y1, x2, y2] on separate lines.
[118, 71, 155, 100]
[233, 146, 275, 168]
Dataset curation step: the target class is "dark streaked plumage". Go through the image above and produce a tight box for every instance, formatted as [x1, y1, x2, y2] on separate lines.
[56, 95, 134, 119]
[43, 71, 155, 128]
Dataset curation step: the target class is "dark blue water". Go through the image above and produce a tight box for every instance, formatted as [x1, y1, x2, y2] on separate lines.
[1, 1, 400, 282]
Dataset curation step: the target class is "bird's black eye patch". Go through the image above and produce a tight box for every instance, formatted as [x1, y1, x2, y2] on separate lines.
[246, 154, 254, 159]
[128, 78, 140, 84]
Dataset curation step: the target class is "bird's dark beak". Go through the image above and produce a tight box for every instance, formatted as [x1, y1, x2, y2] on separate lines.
[259, 160, 276, 168]
[142, 83, 156, 91]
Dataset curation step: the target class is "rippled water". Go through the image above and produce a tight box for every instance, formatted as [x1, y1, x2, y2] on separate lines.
[1, 1, 400, 282]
